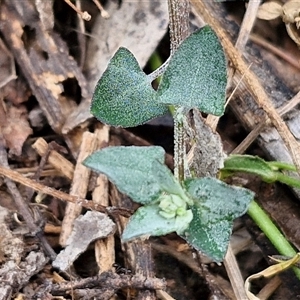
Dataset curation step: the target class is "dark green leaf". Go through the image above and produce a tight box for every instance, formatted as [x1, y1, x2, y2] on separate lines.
[223, 155, 277, 183]
[157, 26, 227, 116]
[91, 47, 168, 127]
[83, 146, 166, 204]
[182, 177, 254, 262]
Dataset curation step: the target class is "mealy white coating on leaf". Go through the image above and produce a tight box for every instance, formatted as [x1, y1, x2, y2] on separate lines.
[122, 205, 180, 241]
[122, 205, 193, 241]
[185, 177, 254, 220]
[151, 159, 186, 197]
[175, 209, 193, 233]
[157, 26, 227, 116]
[159, 210, 176, 219]
[83, 146, 166, 204]
[181, 177, 254, 262]
[91, 47, 168, 127]
[159, 196, 178, 213]
[183, 206, 232, 261]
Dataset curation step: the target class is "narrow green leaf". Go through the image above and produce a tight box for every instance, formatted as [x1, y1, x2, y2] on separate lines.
[122, 205, 192, 242]
[157, 26, 227, 116]
[91, 47, 168, 127]
[182, 177, 254, 262]
[83, 146, 166, 204]
[223, 155, 277, 182]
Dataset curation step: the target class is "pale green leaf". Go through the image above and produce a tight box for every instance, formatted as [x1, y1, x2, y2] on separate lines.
[151, 160, 189, 200]
[83, 146, 166, 204]
[122, 205, 192, 242]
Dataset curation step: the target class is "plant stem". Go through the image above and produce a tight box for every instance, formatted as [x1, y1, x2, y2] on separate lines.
[173, 110, 184, 181]
[147, 55, 170, 83]
[167, 0, 190, 182]
[268, 161, 297, 171]
[247, 200, 300, 279]
[276, 173, 300, 188]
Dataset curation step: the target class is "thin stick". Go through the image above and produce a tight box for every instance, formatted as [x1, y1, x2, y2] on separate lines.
[224, 245, 248, 300]
[93, 125, 115, 275]
[250, 34, 300, 71]
[256, 276, 282, 300]
[32, 137, 74, 180]
[59, 131, 98, 246]
[167, 0, 190, 182]
[0, 141, 56, 260]
[63, 0, 91, 21]
[235, 0, 262, 52]
[0, 164, 132, 217]
[232, 90, 300, 154]
[92, 0, 110, 19]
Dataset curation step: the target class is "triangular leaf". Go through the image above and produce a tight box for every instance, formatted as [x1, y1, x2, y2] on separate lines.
[157, 26, 227, 116]
[91, 47, 168, 127]
[83, 146, 168, 204]
[182, 177, 254, 262]
[122, 205, 192, 242]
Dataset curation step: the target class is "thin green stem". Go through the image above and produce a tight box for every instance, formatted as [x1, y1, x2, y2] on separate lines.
[276, 173, 300, 188]
[147, 54, 170, 83]
[268, 161, 297, 171]
[247, 200, 300, 279]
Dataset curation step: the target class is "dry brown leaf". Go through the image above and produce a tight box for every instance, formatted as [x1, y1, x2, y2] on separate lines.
[282, 0, 300, 23]
[245, 253, 300, 300]
[1, 104, 32, 156]
[2, 79, 31, 105]
[257, 1, 283, 20]
[258, 0, 300, 46]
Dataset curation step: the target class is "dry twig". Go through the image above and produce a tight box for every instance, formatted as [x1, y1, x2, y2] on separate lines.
[59, 131, 99, 246]
[0, 165, 133, 217]
[92, 125, 116, 274]
[63, 0, 91, 21]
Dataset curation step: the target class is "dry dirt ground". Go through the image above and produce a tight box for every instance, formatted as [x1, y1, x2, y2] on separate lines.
[1, 1, 300, 299]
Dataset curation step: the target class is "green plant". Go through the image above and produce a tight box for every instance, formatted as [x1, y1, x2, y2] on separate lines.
[222, 154, 300, 188]
[90, 26, 227, 127]
[221, 154, 300, 279]
[84, 146, 254, 261]
[83, 26, 255, 262]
